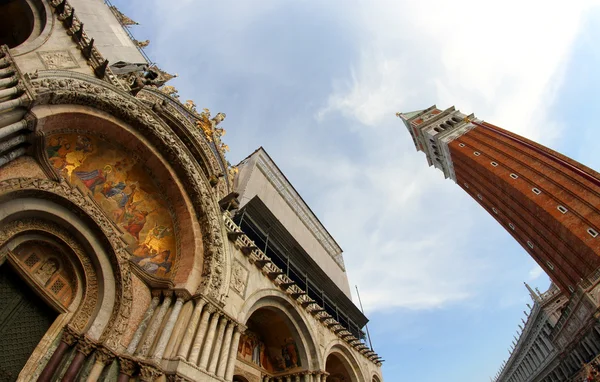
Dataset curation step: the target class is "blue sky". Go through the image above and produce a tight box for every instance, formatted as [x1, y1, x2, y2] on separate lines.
[117, 1, 600, 380]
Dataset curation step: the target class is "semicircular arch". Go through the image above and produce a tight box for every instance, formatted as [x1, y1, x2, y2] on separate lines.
[323, 341, 366, 382]
[29, 70, 230, 301]
[239, 288, 321, 371]
[0, 182, 130, 350]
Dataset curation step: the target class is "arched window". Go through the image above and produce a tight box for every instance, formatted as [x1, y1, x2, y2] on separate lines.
[434, 127, 441, 133]
[0, 0, 35, 48]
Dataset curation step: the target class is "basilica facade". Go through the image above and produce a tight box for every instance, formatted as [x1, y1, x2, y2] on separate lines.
[0, 1, 383, 381]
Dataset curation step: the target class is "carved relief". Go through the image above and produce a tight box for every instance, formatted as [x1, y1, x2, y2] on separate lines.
[37, 51, 79, 70]
[14, 241, 76, 306]
[230, 260, 248, 297]
[28, 72, 228, 302]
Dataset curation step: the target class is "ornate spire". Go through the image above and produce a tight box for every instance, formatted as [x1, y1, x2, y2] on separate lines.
[109, 6, 139, 26]
[524, 282, 541, 302]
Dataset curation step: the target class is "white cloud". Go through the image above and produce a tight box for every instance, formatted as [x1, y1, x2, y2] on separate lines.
[528, 265, 544, 281]
[318, 0, 597, 142]
[309, 0, 599, 312]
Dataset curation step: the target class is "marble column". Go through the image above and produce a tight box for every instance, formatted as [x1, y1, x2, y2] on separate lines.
[208, 316, 228, 374]
[177, 298, 207, 360]
[137, 293, 173, 357]
[294, 375, 301, 382]
[127, 294, 161, 354]
[0, 119, 27, 139]
[152, 294, 185, 361]
[0, 93, 28, 112]
[189, 304, 214, 364]
[199, 311, 221, 370]
[164, 299, 193, 358]
[0, 85, 18, 99]
[86, 347, 114, 382]
[38, 329, 79, 382]
[216, 321, 235, 377]
[62, 337, 96, 382]
[224, 326, 243, 381]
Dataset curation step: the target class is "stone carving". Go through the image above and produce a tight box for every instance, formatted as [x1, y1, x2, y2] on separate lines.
[117, 356, 137, 376]
[94, 346, 116, 365]
[137, 89, 230, 198]
[28, 72, 227, 302]
[108, 5, 139, 26]
[37, 51, 79, 70]
[230, 260, 248, 297]
[34, 258, 59, 284]
[134, 40, 150, 48]
[159, 85, 179, 99]
[62, 326, 80, 346]
[139, 362, 163, 381]
[0, 177, 132, 349]
[76, 336, 97, 356]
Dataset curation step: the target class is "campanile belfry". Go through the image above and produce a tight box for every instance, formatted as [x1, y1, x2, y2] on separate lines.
[398, 106, 600, 294]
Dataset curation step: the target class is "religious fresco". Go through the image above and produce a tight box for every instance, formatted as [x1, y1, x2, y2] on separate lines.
[237, 330, 301, 373]
[46, 133, 176, 278]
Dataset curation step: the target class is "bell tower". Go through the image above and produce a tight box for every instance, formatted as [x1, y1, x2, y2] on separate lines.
[399, 106, 600, 293]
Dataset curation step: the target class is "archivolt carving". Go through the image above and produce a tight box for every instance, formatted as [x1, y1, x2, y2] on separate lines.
[0, 177, 130, 350]
[27, 71, 228, 302]
[0, 217, 97, 333]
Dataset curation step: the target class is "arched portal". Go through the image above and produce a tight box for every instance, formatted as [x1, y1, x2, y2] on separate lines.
[324, 345, 364, 382]
[237, 307, 304, 377]
[326, 353, 354, 382]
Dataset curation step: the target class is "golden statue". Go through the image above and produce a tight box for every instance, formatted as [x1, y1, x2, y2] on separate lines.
[184, 100, 197, 112]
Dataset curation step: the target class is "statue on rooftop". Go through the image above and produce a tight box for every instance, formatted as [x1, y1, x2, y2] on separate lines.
[134, 39, 150, 48]
[109, 6, 139, 26]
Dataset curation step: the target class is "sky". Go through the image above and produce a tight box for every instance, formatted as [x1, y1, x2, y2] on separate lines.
[116, 1, 600, 380]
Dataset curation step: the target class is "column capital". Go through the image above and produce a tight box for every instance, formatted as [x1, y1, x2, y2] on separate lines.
[173, 288, 192, 300]
[206, 304, 218, 314]
[94, 345, 116, 365]
[117, 355, 137, 376]
[151, 289, 163, 298]
[61, 325, 80, 346]
[75, 336, 97, 356]
[139, 361, 163, 382]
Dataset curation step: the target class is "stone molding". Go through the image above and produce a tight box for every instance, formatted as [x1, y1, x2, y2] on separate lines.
[25, 70, 229, 303]
[137, 88, 229, 195]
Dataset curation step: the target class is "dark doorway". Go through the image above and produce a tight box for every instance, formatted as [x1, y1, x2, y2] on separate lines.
[0, 265, 57, 381]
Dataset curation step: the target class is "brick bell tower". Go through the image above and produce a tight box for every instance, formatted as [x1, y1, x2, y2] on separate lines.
[398, 106, 600, 294]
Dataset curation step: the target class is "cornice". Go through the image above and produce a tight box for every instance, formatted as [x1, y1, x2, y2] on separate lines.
[252, 149, 345, 270]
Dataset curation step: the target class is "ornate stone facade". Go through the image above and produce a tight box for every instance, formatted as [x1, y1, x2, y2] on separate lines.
[0, 1, 383, 382]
